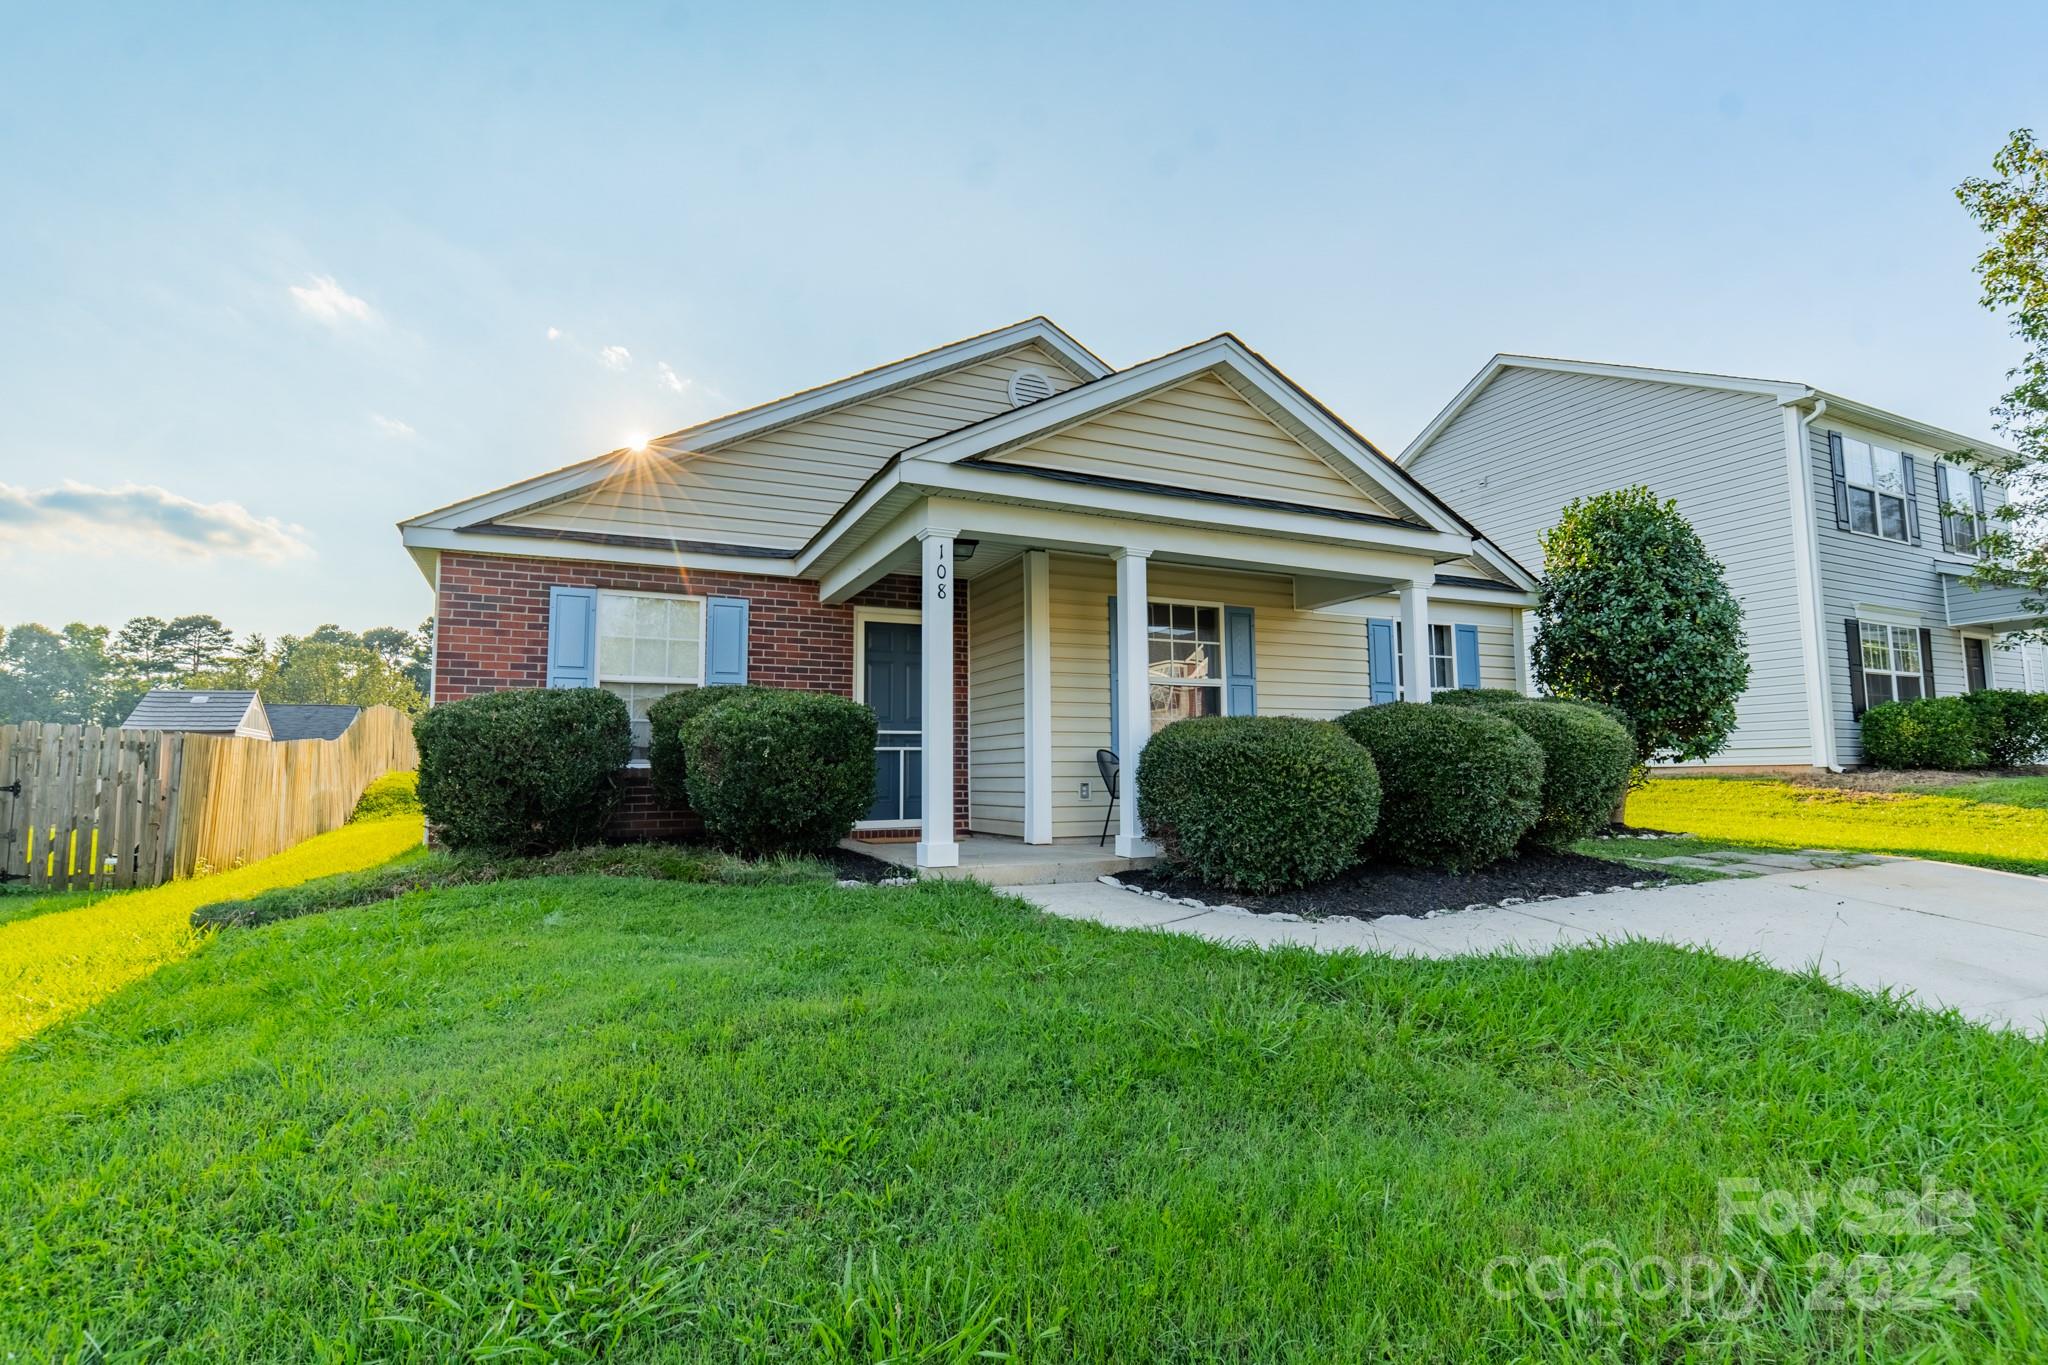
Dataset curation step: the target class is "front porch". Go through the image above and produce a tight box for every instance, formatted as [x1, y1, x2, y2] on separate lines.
[846, 833, 1155, 886]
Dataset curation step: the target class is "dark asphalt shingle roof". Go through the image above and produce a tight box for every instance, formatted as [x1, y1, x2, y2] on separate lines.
[264, 703, 361, 741]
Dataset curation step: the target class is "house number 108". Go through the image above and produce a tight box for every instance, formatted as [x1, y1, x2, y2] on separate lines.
[933, 542, 948, 599]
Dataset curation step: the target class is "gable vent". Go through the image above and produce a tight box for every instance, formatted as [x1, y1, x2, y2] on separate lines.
[1007, 368, 1056, 408]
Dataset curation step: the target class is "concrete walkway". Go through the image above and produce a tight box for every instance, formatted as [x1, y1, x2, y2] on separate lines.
[1002, 860, 2048, 1036]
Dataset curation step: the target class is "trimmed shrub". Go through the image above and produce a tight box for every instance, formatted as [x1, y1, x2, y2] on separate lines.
[1958, 688, 2048, 768]
[1861, 697, 1984, 771]
[1490, 700, 1636, 847]
[414, 688, 630, 852]
[1338, 703, 1544, 871]
[682, 689, 877, 855]
[1137, 716, 1381, 893]
[348, 770, 421, 822]
[1429, 688, 1525, 709]
[648, 685, 770, 803]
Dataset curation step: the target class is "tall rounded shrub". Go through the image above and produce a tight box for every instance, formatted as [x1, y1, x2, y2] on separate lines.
[1490, 700, 1635, 847]
[647, 684, 769, 803]
[1532, 487, 1749, 764]
[1429, 688, 1525, 710]
[414, 687, 630, 852]
[1137, 716, 1380, 893]
[1958, 689, 2048, 768]
[1338, 703, 1543, 871]
[681, 689, 877, 855]
[1861, 698, 1984, 770]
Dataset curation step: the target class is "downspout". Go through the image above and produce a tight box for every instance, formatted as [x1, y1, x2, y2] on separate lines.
[1782, 395, 1841, 771]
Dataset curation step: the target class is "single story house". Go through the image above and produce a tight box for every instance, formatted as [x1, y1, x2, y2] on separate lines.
[400, 318, 1538, 867]
[1400, 355, 2048, 770]
[120, 690, 363, 742]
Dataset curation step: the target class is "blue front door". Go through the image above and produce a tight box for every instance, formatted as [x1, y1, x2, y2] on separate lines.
[863, 621, 922, 823]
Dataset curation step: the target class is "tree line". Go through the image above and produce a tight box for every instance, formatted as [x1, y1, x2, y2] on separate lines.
[0, 615, 432, 727]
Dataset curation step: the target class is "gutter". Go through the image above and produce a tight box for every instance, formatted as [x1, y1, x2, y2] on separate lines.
[1782, 394, 1843, 771]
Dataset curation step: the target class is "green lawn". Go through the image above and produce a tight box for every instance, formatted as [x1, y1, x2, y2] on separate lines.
[1624, 776, 2048, 875]
[3, 868, 2042, 1359]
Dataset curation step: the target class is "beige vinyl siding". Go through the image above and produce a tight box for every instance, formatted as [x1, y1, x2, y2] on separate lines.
[1045, 554, 1377, 841]
[968, 560, 1025, 836]
[498, 344, 1084, 549]
[1407, 367, 1812, 765]
[990, 373, 1399, 519]
[1332, 596, 1523, 692]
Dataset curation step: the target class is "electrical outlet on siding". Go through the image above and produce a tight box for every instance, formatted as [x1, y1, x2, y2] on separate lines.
[1080, 780, 1091, 800]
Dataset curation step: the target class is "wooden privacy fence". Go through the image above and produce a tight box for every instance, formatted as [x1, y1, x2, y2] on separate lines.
[0, 706, 417, 892]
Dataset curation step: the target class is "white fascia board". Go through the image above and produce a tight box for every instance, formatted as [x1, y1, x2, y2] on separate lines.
[817, 503, 927, 603]
[1425, 581, 1538, 608]
[400, 318, 1110, 537]
[1464, 536, 1540, 591]
[906, 459, 1467, 558]
[1795, 392, 2018, 463]
[1399, 355, 1809, 468]
[399, 524, 800, 577]
[901, 335, 1471, 539]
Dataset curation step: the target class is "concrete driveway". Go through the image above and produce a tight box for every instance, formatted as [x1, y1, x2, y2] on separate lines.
[1005, 860, 2048, 1036]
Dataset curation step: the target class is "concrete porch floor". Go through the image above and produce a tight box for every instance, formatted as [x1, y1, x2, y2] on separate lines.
[843, 835, 1155, 886]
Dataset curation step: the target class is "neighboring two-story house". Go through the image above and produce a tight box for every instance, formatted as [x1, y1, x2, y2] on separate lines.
[400, 319, 1537, 866]
[1400, 356, 2048, 770]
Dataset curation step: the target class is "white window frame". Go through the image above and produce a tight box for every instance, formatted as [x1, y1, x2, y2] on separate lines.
[1145, 597, 1227, 732]
[1841, 436, 1913, 544]
[595, 588, 707, 765]
[1858, 619, 1924, 707]
[1428, 622, 1456, 692]
[1937, 458, 1984, 557]
[853, 607, 923, 831]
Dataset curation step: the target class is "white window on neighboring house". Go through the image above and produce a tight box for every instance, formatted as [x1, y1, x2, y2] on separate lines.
[596, 590, 704, 759]
[1147, 600, 1223, 731]
[1936, 459, 1985, 555]
[1859, 621, 1924, 707]
[1842, 438, 1912, 542]
[1429, 623, 1456, 692]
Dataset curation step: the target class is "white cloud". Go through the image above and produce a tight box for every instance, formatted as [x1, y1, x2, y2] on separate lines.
[0, 481, 312, 563]
[288, 274, 375, 325]
[656, 361, 689, 394]
[370, 414, 417, 440]
[546, 326, 562, 341]
[598, 345, 632, 370]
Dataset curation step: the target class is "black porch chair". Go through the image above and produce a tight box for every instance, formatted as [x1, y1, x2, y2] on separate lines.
[1096, 748, 1120, 847]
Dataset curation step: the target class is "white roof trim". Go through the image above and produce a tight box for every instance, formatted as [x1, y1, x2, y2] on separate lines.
[1399, 353, 2016, 469]
[897, 333, 1474, 540]
[399, 317, 1112, 534]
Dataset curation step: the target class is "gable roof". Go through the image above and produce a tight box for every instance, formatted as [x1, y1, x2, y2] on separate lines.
[400, 317, 1111, 537]
[265, 703, 361, 741]
[1399, 353, 2017, 467]
[900, 333, 1479, 540]
[121, 689, 267, 734]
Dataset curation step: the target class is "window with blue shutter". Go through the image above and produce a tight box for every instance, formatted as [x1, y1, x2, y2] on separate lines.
[546, 586, 598, 688]
[1367, 618, 1398, 704]
[1453, 623, 1481, 690]
[705, 596, 750, 685]
[1225, 606, 1256, 715]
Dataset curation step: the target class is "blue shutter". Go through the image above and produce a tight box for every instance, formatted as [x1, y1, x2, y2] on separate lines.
[1367, 618, 1398, 704]
[1453, 624, 1481, 690]
[704, 596, 749, 685]
[1107, 595, 1118, 747]
[1225, 606, 1256, 715]
[546, 586, 598, 688]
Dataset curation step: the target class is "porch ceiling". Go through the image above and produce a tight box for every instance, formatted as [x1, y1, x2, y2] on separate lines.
[1941, 570, 2047, 633]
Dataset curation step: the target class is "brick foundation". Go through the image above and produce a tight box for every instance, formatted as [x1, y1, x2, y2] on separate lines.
[433, 551, 970, 839]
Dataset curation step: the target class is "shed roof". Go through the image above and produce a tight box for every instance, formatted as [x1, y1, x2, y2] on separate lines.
[121, 689, 266, 734]
[264, 703, 361, 741]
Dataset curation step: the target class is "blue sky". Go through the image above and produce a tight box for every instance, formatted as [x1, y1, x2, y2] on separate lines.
[2, 1, 2039, 638]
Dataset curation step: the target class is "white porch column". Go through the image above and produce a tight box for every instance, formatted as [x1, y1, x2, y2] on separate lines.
[1112, 548, 1158, 858]
[1021, 549, 1053, 845]
[1398, 579, 1431, 703]
[916, 528, 959, 868]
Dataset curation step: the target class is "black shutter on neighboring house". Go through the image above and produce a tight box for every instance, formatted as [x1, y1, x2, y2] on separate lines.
[1919, 627, 1936, 698]
[1971, 474, 1988, 539]
[1828, 432, 1850, 530]
[1846, 619, 1867, 718]
[1935, 462, 1954, 552]
[1901, 454, 1922, 543]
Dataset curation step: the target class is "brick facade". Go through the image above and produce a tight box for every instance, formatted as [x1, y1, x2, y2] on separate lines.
[433, 551, 970, 839]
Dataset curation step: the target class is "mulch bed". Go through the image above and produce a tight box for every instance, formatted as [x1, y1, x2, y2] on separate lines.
[1789, 766, 2045, 794]
[824, 846, 908, 883]
[1115, 850, 1666, 920]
